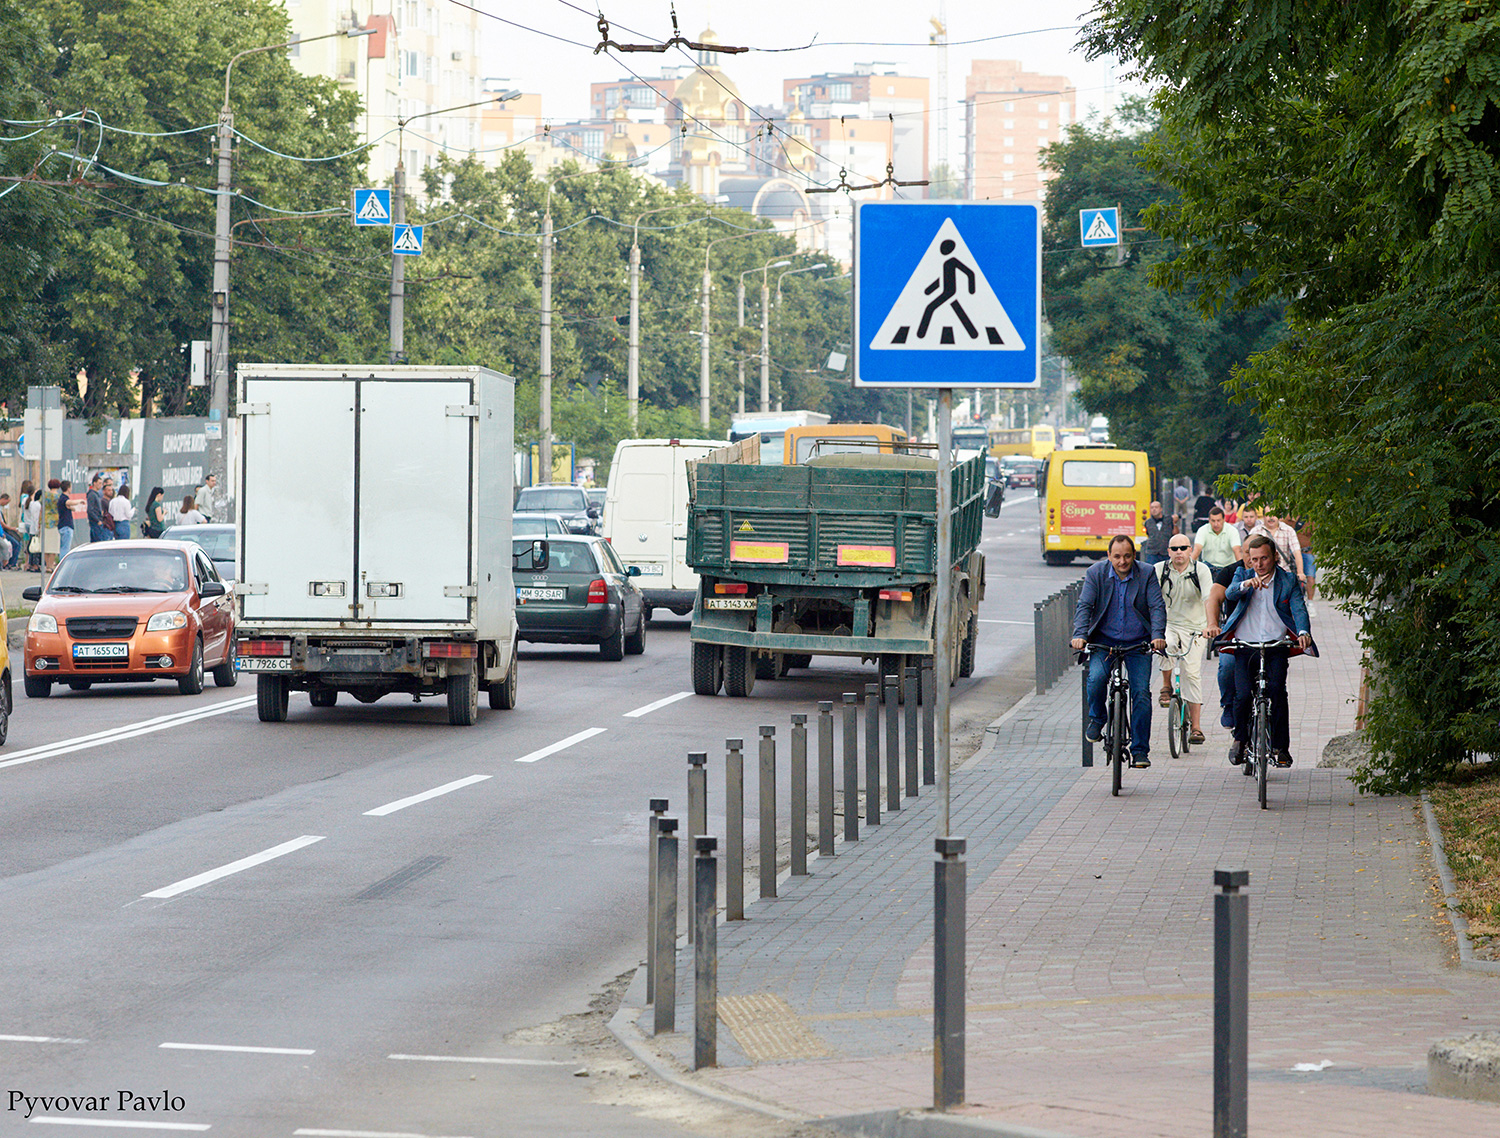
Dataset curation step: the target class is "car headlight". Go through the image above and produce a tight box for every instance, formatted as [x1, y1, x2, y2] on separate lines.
[28, 613, 57, 634]
[146, 610, 190, 632]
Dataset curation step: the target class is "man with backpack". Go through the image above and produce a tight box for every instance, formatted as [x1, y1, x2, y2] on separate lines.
[1156, 534, 1213, 744]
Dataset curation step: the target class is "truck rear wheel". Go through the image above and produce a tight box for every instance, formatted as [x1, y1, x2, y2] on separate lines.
[448, 666, 479, 725]
[754, 652, 785, 680]
[309, 689, 337, 707]
[691, 642, 723, 696]
[256, 674, 289, 722]
[958, 615, 978, 677]
[724, 646, 756, 697]
[489, 656, 518, 709]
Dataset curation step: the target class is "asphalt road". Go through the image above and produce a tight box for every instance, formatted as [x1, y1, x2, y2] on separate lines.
[0, 490, 1082, 1137]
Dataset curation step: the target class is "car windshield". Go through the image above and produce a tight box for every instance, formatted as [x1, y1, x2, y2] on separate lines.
[164, 527, 235, 560]
[49, 548, 187, 593]
[516, 488, 585, 512]
[512, 539, 597, 573]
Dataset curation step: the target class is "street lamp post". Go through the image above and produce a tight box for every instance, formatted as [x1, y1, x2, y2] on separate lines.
[629, 205, 704, 433]
[701, 232, 768, 428]
[214, 25, 374, 505]
[757, 260, 792, 412]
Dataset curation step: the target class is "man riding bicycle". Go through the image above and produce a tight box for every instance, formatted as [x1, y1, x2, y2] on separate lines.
[1211, 535, 1317, 768]
[1070, 535, 1168, 768]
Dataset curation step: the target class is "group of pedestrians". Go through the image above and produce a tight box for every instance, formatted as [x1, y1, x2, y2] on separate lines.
[1071, 499, 1318, 769]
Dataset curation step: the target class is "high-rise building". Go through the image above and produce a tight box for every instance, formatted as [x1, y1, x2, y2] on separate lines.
[782, 67, 929, 187]
[964, 60, 1076, 201]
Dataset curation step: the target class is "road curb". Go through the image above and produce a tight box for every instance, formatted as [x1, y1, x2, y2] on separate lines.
[1420, 792, 1500, 975]
[821, 1108, 1078, 1138]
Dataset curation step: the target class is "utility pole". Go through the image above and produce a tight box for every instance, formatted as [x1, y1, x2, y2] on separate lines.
[210, 101, 233, 506]
[759, 274, 771, 413]
[389, 159, 405, 363]
[541, 211, 553, 478]
[736, 281, 747, 415]
[628, 239, 641, 432]
[699, 261, 712, 429]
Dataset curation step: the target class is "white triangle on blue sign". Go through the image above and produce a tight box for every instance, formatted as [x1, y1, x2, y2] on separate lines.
[1085, 211, 1117, 242]
[870, 218, 1025, 352]
[356, 192, 390, 222]
[393, 225, 423, 254]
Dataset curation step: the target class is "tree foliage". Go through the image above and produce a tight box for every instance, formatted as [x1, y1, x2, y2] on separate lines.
[1040, 105, 1283, 476]
[1084, 0, 1500, 790]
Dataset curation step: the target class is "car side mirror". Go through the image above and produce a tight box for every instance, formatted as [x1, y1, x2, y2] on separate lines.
[514, 539, 549, 572]
[200, 581, 227, 598]
[627, 565, 641, 577]
[22, 586, 41, 602]
[587, 505, 601, 518]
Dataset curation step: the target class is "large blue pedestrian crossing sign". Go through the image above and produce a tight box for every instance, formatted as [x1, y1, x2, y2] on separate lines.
[353, 188, 392, 226]
[855, 202, 1041, 388]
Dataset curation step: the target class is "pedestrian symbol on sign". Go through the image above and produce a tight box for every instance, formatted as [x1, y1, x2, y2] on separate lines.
[392, 224, 424, 255]
[869, 219, 1024, 352]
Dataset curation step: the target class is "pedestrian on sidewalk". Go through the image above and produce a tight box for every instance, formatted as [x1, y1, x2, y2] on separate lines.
[1142, 500, 1174, 566]
[55, 480, 74, 562]
[1070, 535, 1168, 768]
[109, 484, 135, 540]
[141, 487, 166, 538]
[174, 495, 207, 528]
[86, 473, 111, 543]
[0, 493, 22, 569]
[1155, 537, 1212, 744]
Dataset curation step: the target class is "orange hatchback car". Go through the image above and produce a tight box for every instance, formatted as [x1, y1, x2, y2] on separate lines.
[23, 540, 237, 697]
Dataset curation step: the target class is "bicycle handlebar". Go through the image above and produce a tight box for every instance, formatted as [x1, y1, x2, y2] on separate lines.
[1222, 638, 1293, 650]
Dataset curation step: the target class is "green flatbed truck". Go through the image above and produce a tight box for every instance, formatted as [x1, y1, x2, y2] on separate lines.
[685, 437, 986, 697]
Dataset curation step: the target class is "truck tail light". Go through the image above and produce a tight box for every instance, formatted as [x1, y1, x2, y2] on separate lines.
[423, 641, 477, 658]
[239, 640, 290, 656]
[878, 589, 913, 602]
[587, 579, 608, 604]
[714, 582, 749, 595]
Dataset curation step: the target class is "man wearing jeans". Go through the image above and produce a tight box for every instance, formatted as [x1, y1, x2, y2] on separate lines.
[1070, 535, 1168, 767]
[86, 472, 111, 543]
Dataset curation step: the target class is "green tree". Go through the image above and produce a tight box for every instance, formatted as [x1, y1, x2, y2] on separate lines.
[1040, 106, 1283, 477]
[1084, 0, 1500, 790]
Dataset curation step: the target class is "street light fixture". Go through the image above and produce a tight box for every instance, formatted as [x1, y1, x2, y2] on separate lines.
[212, 25, 375, 501]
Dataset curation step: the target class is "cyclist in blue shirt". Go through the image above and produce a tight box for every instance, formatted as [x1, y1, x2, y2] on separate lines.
[1070, 535, 1168, 767]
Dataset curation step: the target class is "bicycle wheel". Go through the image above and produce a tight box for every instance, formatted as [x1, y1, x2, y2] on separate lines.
[1179, 701, 1191, 753]
[1109, 682, 1126, 796]
[1168, 693, 1182, 758]
[1256, 697, 1271, 809]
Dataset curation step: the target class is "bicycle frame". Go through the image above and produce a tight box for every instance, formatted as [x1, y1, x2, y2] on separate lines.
[1224, 639, 1284, 809]
[1083, 642, 1151, 795]
[1162, 643, 1194, 757]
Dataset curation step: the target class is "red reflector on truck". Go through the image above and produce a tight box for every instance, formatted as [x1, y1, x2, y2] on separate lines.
[239, 640, 290, 656]
[714, 582, 750, 595]
[730, 540, 789, 563]
[878, 589, 913, 602]
[423, 642, 477, 658]
[837, 544, 896, 568]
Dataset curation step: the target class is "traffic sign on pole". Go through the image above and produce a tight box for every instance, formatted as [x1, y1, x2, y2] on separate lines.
[392, 224, 424, 255]
[353, 188, 392, 226]
[1080, 207, 1120, 247]
[855, 202, 1041, 388]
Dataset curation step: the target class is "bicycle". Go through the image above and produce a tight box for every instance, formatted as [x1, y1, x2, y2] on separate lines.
[1081, 642, 1152, 797]
[1163, 643, 1193, 758]
[1223, 639, 1286, 809]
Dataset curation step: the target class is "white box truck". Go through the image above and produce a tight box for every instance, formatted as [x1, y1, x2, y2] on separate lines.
[233, 364, 519, 725]
[602, 437, 722, 620]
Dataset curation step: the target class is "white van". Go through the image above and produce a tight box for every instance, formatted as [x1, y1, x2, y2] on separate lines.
[603, 438, 723, 619]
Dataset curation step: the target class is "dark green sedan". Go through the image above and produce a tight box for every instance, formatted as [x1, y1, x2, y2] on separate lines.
[512, 536, 646, 660]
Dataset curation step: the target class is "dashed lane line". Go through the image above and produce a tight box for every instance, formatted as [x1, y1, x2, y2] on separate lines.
[514, 727, 606, 764]
[159, 1042, 314, 1056]
[363, 776, 491, 817]
[622, 691, 692, 718]
[141, 836, 326, 900]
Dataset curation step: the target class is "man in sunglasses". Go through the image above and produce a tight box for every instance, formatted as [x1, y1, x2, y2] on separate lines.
[1154, 534, 1212, 744]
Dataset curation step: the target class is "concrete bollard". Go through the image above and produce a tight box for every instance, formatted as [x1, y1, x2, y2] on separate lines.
[653, 818, 679, 1036]
[922, 660, 936, 785]
[725, 740, 744, 920]
[791, 714, 808, 876]
[934, 836, 967, 1110]
[842, 693, 859, 842]
[905, 667, 920, 797]
[818, 701, 835, 857]
[687, 752, 706, 944]
[646, 796, 668, 1004]
[1214, 869, 1249, 1138]
[759, 726, 777, 899]
[885, 676, 901, 812]
[865, 682, 881, 825]
[693, 835, 718, 1070]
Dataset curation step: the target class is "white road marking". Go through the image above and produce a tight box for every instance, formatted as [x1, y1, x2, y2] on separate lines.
[515, 727, 606, 764]
[141, 836, 326, 899]
[159, 1042, 314, 1055]
[622, 691, 692, 718]
[980, 619, 1033, 626]
[295, 1130, 472, 1138]
[1, 1034, 86, 1044]
[0, 697, 256, 773]
[30, 1121, 210, 1132]
[387, 1053, 571, 1067]
[363, 776, 491, 817]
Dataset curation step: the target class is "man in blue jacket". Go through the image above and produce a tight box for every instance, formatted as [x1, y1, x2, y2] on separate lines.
[1216, 535, 1316, 767]
[1070, 535, 1168, 767]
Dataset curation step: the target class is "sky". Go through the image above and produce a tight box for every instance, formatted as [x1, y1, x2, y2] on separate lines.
[474, 0, 1140, 172]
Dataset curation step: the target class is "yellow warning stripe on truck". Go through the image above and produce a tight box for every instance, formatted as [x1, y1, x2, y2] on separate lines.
[836, 544, 897, 568]
[730, 540, 790, 564]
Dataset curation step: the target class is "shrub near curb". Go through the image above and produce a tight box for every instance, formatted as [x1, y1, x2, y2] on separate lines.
[1427, 762, 1500, 961]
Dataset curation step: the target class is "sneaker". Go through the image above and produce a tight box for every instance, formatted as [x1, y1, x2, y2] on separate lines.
[1130, 755, 1151, 769]
[1273, 750, 1294, 768]
[1228, 740, 1246, 765]
[1220, 709, 1235, 729]
[1085, 720, 1104, 743]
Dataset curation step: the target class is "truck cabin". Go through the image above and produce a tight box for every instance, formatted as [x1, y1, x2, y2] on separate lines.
[782, 423, 911, 465]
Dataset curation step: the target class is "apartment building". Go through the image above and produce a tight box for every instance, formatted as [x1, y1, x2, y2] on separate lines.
[781, 67, 929, 187]
[964, 60, 1077, 201]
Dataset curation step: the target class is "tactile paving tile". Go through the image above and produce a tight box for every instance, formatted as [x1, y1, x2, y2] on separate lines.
[717, 992, 835, 1062]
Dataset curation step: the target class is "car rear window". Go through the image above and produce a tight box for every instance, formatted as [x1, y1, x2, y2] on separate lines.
[511, 539, 598, 573]
[50, 548, 187, 593]
[516, 488, 585, 512]
[166, 528, 235, 560]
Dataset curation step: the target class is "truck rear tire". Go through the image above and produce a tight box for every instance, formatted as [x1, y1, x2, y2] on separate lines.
[958, 615, 978, 677]
[754, 652, 783, 680]
[309, 689, 337, 707]
[448, 666, 479, 725]
[489, 656, 518, 709]
[724, 645, 756, 697]
[257, 674, 289, 722]
[691, 642, 723, 696]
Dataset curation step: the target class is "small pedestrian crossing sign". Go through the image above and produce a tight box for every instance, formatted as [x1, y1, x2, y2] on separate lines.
[854, 202, 1040, 388]
[1080, 207, 1120, 247]
[869, 219, 1025, 352]
[392, 224, 424, 255]
[353, 188, 392, 226]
